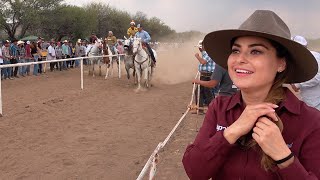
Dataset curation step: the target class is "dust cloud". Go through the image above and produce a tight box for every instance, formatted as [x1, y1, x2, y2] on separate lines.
[152, 41, 202, 85]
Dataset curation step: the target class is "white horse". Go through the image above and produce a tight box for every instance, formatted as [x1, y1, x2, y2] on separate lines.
[102, 41, 119, 79]
[132, 38, 154, 90]
[123, 36, 136, 81]
[87, 39, 103, 77]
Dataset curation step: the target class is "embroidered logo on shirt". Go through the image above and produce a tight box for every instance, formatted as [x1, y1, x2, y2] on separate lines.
[216, 124, 227, 131]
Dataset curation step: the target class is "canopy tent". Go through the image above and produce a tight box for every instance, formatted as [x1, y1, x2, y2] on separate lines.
[20, 35, 39, 41]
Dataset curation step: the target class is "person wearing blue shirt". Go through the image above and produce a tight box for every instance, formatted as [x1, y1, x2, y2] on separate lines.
[135, 24, 156, 65]
[9, 39, 19, 78]
[194, 40, 216, 113]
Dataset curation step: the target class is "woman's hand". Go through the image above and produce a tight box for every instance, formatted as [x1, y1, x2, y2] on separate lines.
[252, 117, 294, 168]
[224, 103, 278, 144]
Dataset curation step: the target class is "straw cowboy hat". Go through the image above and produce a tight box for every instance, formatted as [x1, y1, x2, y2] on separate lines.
[17, 40, 25, 45]
[203, 10, 318, 84]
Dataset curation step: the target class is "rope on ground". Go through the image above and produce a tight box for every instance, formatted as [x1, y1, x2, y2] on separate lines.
[137, 71, 200, 180]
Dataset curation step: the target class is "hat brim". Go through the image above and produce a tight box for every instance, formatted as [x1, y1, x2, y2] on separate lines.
[204, 29, 318, 84]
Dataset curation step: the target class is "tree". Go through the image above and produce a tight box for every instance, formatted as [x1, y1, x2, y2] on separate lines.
[85, 3, 131, 39]
[0, 0, 62, 40]
[37, 5, 95, 41]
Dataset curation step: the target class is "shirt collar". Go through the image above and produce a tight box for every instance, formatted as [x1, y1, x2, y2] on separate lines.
[226, 88, 301, 115]
[278, 88, 301, 115]
[227, 91, 242, 111]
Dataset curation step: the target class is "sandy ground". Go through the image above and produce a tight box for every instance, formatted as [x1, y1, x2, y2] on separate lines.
[0, 45, 204, 179]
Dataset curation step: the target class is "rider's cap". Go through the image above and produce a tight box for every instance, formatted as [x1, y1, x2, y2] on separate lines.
[137, 24, 141, 28]
[195, 40, 203, 48]
[130, 20, 135, 25]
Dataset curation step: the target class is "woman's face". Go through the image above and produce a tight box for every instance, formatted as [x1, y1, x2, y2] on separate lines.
[227, 36, 286, 91]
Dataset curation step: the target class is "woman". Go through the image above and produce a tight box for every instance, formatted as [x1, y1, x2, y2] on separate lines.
[37, 41, 44, 73]
[30, 42, 39, 76]
[182, 10, 320, 179]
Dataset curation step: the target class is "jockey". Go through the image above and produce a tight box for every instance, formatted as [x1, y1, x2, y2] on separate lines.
[127, 20, 138, 38]
[135, 24, 156, 65]
[105, 31, 117, 54]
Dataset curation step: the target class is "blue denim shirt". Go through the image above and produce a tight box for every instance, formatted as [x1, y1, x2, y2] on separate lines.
[135, 30, 151, 43]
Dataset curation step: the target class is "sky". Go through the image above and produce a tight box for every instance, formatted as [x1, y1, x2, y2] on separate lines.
[64, 0, 320, 39]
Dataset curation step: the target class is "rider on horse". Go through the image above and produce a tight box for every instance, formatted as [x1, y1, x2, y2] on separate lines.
[127, 20, 138, 38]
[105, 31, 117, 54]
[134, 24, 156, 66]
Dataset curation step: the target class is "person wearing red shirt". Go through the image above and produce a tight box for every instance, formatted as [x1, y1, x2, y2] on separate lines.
[182, 10, 320, 180]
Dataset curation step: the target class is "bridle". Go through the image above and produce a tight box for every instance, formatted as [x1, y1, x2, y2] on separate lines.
[133, 39, 150, 70]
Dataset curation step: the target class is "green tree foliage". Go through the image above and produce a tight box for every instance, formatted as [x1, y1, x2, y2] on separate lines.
[84, 3, 132, 39]
[0, 0, 62, 40]
[0, 1, 179, 42]
[37, 5, 95, 41]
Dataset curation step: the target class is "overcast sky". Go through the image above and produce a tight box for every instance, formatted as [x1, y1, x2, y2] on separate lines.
[64, 0, 320, 39]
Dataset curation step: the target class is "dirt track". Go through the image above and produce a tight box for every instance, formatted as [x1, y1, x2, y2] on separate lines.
[0, 47, 204, 179]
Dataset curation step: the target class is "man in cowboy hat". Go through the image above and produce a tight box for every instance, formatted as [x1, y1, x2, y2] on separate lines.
[183, 10, 320, 179]
[135, 24, 156, 65]
[17, 40, 27, 76]
[62, 40, 70, 69]
[105, 31, 117, 54]
[127, 20, 138, 38]
[291, 35, 320, 110]
[193, 40, 216, 113]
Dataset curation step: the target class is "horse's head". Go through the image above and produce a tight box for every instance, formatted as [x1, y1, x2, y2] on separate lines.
[95, 38, 103, 48]
[132, 38, 142, 54]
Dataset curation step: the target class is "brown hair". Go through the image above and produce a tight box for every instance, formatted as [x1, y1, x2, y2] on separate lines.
[235, 37, 293, 171]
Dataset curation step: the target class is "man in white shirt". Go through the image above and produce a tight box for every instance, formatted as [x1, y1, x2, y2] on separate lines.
[47, 40, 56, 71]
[291, 35, 320, 110]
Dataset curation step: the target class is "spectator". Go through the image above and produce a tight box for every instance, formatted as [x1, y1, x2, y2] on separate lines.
[290, 35, 320, 110]
[47, 39, 56, 71]
[9, 39, 19, 78]
[17, 41, 26, 76]
[2, 40, 12, 79]
[192, 64, 237, 97]
[25, 41, 32, 75]
[194, 40, 216, 113]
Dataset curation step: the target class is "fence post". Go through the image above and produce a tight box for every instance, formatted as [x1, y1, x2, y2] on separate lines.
[0, 68, 2, 117]
[118, 55, 121, 78]
[80, 58, 84, 90]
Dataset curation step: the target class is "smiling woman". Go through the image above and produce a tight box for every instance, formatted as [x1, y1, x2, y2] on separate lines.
[182, 10, 320, 180]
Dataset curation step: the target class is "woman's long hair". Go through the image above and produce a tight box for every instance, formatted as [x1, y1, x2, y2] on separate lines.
[235, 38, 293, 171]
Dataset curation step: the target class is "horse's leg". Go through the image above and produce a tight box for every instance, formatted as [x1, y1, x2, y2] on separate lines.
[144, 65, 149, 88]
[125, 64, 130, 79]
[92, 60, 95, 77]
[105, 63, 110, 79]
[135, 65, 141, 91]
[99, 60, 102, 76]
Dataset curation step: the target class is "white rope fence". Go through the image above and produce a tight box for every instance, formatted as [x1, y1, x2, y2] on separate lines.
[137, 71, 200, 180]
[0, 54, 126, 116]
